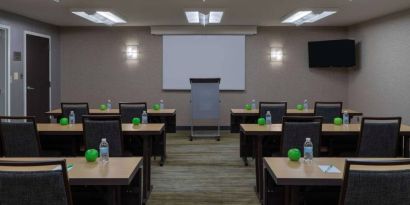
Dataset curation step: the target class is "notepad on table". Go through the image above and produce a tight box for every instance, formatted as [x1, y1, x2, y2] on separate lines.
[318, 165, 341, 173]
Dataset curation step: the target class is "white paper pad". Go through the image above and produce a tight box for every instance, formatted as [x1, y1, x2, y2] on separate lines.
[318, 165, 341, 173]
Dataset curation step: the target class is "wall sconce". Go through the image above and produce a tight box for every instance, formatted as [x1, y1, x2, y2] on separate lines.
[270, 47, 283, 62]
[126, 45, 138, 60]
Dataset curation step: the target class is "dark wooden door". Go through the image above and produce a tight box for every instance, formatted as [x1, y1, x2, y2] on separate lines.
[26, 34, 50, 122]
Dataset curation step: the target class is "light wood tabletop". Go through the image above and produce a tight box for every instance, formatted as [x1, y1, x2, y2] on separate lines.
[240, 123, 410, 135]
[37, 123, 165, 135]
[264, 157, 410, 186]
[231, 108, 362, 115]
[0, 157, 143, 186]
[46, 108, 176, 115]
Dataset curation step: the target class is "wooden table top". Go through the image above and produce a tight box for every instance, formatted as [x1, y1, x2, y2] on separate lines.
[37, 123, 165, 135]
[231, 108, 362, 116]
[46, 108, 176, 116]
[0, 157, 143, 185]
[264, 157, 410, 186]
[240, 123, 410, 135]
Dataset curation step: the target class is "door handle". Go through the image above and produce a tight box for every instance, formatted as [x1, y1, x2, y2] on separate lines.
[27, 86, 35, 90]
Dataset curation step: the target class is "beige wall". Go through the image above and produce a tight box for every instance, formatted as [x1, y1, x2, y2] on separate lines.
[348, 9, 410, 123]
[60, 26, 349, 126]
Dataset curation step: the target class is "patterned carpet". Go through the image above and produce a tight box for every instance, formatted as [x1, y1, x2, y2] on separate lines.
[147, 131, 260, 205]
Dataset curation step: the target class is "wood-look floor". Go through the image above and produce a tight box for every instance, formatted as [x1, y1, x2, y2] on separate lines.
[147, 131, 260, 205]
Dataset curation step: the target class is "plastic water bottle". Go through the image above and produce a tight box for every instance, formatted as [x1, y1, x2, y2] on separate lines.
[99, 138, 109, 164]
[266, 111, 272, 125]
[142, 111, 148, 124]
[251, 99, 256, 110]
[69, 111, 75, 124]
[304, 138, 313, 164]
[107, 99, 112, 110]
[303, 99, 309, 111]
[343, 111, 349, 125]
[160, 99, 164, 109]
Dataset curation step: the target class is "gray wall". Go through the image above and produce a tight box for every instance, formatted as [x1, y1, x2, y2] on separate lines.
[0, 10, 60, 115]
[60, 26, 349, 126]
[348, 9, 410, 123]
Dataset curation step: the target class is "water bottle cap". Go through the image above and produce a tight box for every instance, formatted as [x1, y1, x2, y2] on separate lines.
[102, 138, 107, 142]
[306, 138, 311, 141]
[266, 111, 271, 114]
[70, 110, 74, 113]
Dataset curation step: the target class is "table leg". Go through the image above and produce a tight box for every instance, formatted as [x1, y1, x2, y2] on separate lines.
[404, 135, 409, 157]
[240, 131, 248, 166]
[255, 135, 263, 200]
[160, 131, 166, 166]
[142, 134, 153, 204]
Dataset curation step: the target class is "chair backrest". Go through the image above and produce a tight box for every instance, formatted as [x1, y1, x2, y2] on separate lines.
[339, 159, 410, 205]
[82, 115, 123, 157]
[314, 102, 343, 123]
[119, 102, 147, 123]
[0, 116, 41, 157]
[61, 103, 89, 123]
[0, 159, 73, 205]
[281, 116, 322, 157]
[259, 102, 287, 123]
[357, 117, 401, 157]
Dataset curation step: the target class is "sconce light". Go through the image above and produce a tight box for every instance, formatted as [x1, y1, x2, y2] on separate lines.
[126, 45, 138, 60]
[270, 47, 283, 62]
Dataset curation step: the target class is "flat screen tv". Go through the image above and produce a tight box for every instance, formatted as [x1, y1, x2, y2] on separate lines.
[308, 39, 356, 68]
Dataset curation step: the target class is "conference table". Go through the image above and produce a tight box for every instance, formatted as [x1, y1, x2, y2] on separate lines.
[46, 108, 177, 133]
[231, 108, 363, 133]
[263, 157, 410, 205]
[0, 157, 143, 205]
[240, 123, 410, 201]
[37, 123, 165, 203]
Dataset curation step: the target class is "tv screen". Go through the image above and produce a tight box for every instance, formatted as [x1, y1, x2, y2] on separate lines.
[308, 39, 356, 68]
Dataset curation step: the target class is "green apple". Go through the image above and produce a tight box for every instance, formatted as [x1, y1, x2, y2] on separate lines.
[245, 104, 252, 110]
[296, 104, 304, 110]
[257, 118, 266, 126]
[100, 104, 107, 111]
[334, 117, 343, 126]
[153, 104, 160, 110]
[85, 149, 99, 162]
[59, 117, 69, 126]
[288, 148, 301, 161]
[132, 117, 141, 125]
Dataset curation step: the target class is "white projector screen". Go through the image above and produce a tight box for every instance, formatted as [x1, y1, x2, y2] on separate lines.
[163, 35, 245, 90]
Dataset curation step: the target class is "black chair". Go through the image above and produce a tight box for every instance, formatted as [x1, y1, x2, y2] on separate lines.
[280, 116, 323, 157]
[61, 103, 89, 123]
[82, 115, 124, 157]
[314, 102, 343, 123]
[357, 117, 402, 157]
[258, 102, 288, 157]
[0, 116, 41, 157]
[259, 102, 287, 123]
[0, 159, 73, 205]
[119, 102, 147, 123]
[339, 159, 410, 205]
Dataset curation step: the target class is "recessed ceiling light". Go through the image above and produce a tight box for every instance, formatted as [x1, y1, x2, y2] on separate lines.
[282, 11, 312, 24]
[282, 10, 337, 25]
[209, 11, 224, 23]
[185, 11, 224, 26]
[185, 11, 200, 23]
[72, 10, 127, 25]
[96, 11, 126, 24]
